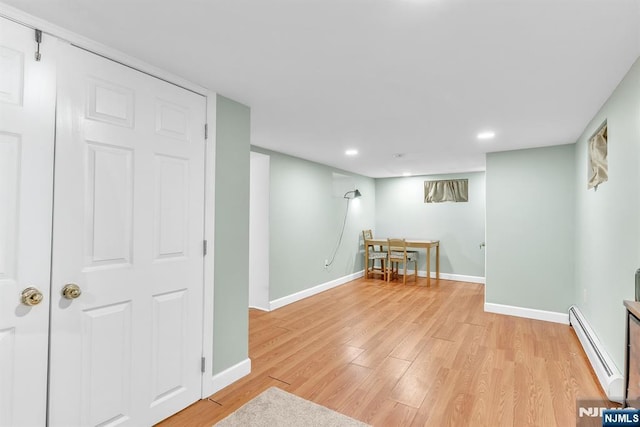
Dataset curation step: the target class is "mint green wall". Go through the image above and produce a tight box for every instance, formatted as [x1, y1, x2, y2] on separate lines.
[375, 172, 486, 278]
[574, 57, 640, 371]
[486, 144, 576, 313]
[251, 147, 376, 301]
[213, 95, 250, 373]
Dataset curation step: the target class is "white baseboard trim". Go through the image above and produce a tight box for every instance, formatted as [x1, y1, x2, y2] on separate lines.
[269, 270, 364, 311]
[207, 358, 252, 395]
[484, 302, 569, 324]
[407, 269, 486, 284]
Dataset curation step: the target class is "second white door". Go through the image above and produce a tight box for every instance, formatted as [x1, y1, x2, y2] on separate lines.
[49, 42, 207, 426]
[0, 18, 56, 427]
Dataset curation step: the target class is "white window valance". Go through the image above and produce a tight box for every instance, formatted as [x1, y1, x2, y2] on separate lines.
[424, 179, 468, 203]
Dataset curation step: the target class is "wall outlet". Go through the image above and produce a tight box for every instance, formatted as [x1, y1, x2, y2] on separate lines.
[583, 288, 588, 303]
[324, 259, 329, 268]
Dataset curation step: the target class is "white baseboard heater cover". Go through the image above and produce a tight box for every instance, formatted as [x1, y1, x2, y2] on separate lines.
[569, 305, 623, 403]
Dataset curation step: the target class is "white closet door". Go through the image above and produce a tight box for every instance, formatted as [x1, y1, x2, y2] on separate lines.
[49, 42, 206, 426]
[0, 18, 56, 427]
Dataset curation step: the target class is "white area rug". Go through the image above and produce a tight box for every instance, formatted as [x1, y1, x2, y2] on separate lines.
[214, 387, 370, 427]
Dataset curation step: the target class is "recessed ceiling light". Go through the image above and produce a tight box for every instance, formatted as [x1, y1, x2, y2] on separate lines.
[402, 172, 411, 177]
[477, 131, 496, 140]
[345, 149, 358, 156]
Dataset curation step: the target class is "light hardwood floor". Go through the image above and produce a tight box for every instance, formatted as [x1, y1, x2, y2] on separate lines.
[157, 277, 608, 426]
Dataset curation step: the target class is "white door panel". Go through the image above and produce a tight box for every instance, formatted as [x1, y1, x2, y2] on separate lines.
[0, 18, 56, 427]
[50, 42, 206, 426]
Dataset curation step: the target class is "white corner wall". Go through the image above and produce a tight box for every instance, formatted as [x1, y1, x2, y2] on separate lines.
[249, 152, 270, 310]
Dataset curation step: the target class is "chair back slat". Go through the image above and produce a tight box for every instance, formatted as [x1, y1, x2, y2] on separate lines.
[387, 238, 407, 260]
[363, 229, 385, 252]
[362, 230, 387, 280]
[386, 238, 417, 284]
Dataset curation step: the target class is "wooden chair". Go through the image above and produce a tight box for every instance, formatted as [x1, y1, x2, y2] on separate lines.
[362, 229, 387, 280]
[387, 238, 418, 284]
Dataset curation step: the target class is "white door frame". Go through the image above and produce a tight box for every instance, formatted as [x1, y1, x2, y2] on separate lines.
[201, 93, 217, 395]
[0, 0, 221, 405]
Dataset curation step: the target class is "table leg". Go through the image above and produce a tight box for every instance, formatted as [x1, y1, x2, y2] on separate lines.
[436, 243, 440, 280]
[364, 244, 369, 279]
[426, 247, 431, 286]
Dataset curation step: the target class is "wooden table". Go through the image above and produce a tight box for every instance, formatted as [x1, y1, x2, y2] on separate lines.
[364, 238, 440, 285]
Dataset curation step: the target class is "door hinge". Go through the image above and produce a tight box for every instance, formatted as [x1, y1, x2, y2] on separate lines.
[201, 357, 206, 373]
[204, 123, 208, 140]
[203, 240, 208, 256]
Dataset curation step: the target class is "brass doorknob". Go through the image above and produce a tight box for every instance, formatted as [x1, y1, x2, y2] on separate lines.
[21, 287, 44, 306]
[62, 283, 82, 300]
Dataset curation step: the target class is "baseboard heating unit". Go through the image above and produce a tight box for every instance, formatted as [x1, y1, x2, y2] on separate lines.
[569, 305, 623, 403]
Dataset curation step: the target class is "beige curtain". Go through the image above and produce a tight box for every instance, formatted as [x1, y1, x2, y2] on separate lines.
[424, 179, 468, 203]
[588, 124, 608, 190]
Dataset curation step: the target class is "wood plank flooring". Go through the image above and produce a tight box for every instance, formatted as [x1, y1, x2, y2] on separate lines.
[157, 277, 608, 426]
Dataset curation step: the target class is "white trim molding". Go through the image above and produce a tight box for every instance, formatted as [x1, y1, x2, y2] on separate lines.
[269, 270, 364, 311]
[484, 302, 569, 324]
[201, 92, 217, 398]
[204, 358, 252, 397]
[413, 270, 485, 284]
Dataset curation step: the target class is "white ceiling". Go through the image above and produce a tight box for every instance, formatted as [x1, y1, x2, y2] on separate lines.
[3, 0, 639, 177]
